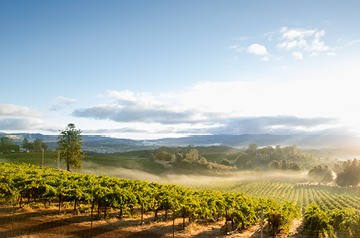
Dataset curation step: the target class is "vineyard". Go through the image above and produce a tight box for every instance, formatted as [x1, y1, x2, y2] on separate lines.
[2, 162, 360, 237]
[232, 181, 360, 211]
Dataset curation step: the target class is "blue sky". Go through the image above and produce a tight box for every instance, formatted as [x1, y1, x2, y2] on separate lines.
[1, 0, 360, 139]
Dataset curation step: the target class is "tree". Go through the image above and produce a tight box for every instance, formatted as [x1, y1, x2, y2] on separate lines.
[56, 123, 84, 171]
[269, 160, 280, 170]
[335, 159, 360, 187]
[308, 165, 333, 183]
[32, 138, 48, 152]
[21, 138, 31, 151]
[0, 137, 19, 153]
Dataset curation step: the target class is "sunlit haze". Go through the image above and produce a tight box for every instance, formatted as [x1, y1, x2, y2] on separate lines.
[1, 1, 360, 139]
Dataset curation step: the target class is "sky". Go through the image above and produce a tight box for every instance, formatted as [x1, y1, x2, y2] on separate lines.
[1, 0, 360, 139]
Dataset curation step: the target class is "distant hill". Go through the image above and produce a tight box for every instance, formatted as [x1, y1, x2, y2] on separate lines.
[1, 132, 360, 153]
[150, 134, 360, 148]
[0, 133, 150, 152]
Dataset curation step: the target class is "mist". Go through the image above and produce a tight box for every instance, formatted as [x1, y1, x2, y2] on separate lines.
[81, 160, 310, 190]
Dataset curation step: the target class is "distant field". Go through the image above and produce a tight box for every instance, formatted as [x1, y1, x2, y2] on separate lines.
[0, 152, 58, 168]
[0, 151, 168, 178]
[200, 180, 360, 211]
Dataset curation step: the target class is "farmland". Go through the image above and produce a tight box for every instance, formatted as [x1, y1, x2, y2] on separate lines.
[1, 145, 360, 237]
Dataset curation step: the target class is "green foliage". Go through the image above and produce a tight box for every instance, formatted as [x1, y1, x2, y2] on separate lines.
[31, 138, 48, 152]
[232, 181, 360, 211]
[335, 159, 360, 187]
[262, 199, 300, 236]
[0, 162, 301, 236]
[235, 144, 314, 170]
[56, 123, 84, 171]
[302, 204, 334, 237]
[22, 138, 48, 152]
[152, 147, 212, 170]
[154, 151, 175, 162]
[220, 158, 230, 166]
[0, 137, 19, 153]
[328, 208, 360, 237]
[308, 165, 333, 183]
[303, 204, 360, 238]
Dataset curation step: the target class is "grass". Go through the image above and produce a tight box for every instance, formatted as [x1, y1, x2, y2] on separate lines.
[0, 151, 58, 168]
[0, 151, 167, 175]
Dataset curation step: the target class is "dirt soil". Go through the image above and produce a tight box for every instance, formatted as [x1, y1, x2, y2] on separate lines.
[0, 205, 301, 238]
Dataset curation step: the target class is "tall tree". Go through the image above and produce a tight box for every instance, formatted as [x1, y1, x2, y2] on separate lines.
[56, 123, 84, 171]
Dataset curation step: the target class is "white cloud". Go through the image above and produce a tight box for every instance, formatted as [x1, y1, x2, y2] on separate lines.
[327, 52, 337, 57]
[49, 96, 77, 111]
[72, 69, 360, 137]
[277, 26, 333, 58]
[292, 51, 303, 60]
[310, 38, 330, 52]
[0, 118, 44, 130]
[347, 39, 360, 46]
[280, 27, 316, 40]
[100, 90, 138, 101]
[247, 43, 268, 56]
[277, 39, 307, 50]
[0, 104, 39, 117]
[55, 96, 76, 104]
[0, 104, 46, 131]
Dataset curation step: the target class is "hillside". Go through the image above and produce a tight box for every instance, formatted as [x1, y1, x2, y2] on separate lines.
[1, 132, 360, 154]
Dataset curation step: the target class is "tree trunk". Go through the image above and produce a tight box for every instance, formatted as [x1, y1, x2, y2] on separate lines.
[19, 194, 23, 208]
[91, 199, 94, 229]
[172, 215, 175, 238]
[225, 210, 228, 233]
[154, 209, 158, 221]
[119, 206, 123, 219]
[73, 199, 77, 214]
[97, 202, 101, 218]
[58, 195, 62, 214]
[104, 205, 107, 219]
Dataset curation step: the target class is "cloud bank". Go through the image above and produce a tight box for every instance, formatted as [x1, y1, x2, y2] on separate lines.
[0, 104, 44, 131]
[71, 77, 352, 137]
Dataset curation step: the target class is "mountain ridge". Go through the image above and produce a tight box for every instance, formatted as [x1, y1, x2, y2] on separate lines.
[1, 132, 359, 153]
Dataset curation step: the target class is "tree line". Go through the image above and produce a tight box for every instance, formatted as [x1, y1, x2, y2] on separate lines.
[149, 144, 319, 171]
[0, 137, 20, 153]
[0, 137, 48, 153]
[307, 159, 360, 187]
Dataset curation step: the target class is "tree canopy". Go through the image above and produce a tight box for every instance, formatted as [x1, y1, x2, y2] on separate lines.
[0, 137, 19, 153]
[335, 159, 360, 187]
[56, 123, 84, 171]
[22, 138, 48, 152]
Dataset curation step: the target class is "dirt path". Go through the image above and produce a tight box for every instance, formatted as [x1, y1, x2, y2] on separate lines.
[0, 206, 303, 237]
[0, 206, 257, 238]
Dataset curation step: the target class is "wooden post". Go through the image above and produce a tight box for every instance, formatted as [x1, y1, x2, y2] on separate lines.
[260, 208, 263, 238]
[41, 148, 44, 166]
[91, 197, 94, 229]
